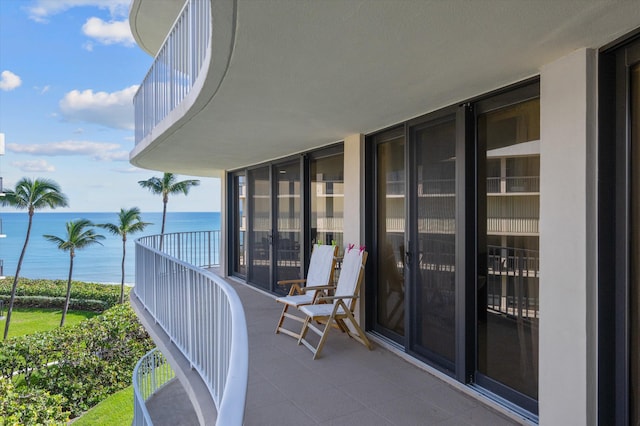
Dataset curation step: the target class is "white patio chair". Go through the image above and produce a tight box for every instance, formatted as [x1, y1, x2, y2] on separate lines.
[275, 244, 338, 339]
[298, 246, 372, 359]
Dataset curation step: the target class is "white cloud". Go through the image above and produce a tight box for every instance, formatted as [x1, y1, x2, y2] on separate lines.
[0, 70, 22, 91]
[112, 167, 142, 174]
[59, 85, 138, 130]
[83, 17, 134, 47]
[12, 159, 56, 173]
[7, 140, 128, 162]
[35, 85, 51, 94]
[27, 0, 129, 22]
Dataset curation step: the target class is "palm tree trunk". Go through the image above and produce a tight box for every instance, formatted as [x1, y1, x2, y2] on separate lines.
[160, 196, 167, 251]
[3, 213, 34, 340]
[60, 253, 74, 327]
[120, 237, 126, 304]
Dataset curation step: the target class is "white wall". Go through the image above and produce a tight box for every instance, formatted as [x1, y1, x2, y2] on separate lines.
[344, 133, 365, 323]
[539, 48, 597, 425]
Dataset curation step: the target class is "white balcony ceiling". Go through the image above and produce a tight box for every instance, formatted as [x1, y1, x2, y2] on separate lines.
[129, 0, 640, 176]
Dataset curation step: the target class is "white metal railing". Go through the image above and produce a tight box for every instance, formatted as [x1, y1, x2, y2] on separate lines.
[133, 348, 175, 426]
[133, 0, 212, 144]
[134, 230, 248, 426]
[141, 230, 220, 268]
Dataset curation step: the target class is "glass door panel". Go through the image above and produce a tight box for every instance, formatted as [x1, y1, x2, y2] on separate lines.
[412, 117, 457, 366]
[477, 98, 540, 404]
[375, 130, 406, 339]
[248, 166, 271, 290]
[311, 153, 344, 249]
[631, 62, 640, 426]
[274, 161, 302, 295]
[233, 173, 247, 277]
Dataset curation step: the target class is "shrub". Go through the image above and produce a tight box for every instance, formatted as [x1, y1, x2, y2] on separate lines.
[0, 304, 154, 420]
[0, 376, 69, 425]
[0, 295, 109, 312]
[0, 277, 126, 308]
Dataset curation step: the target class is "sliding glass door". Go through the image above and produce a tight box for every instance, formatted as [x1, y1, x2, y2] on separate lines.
[630, 55, 640, 426]
[248, 166, 271, 290]
[410, 114, 457, 369]
[274, 161, 302, 294]
[367, 82, 539, 413]
[371, 128, 406, 342]
[231, 172, 247, 277]
[230, 146, 344, 295]
[476, 94, 540, 412]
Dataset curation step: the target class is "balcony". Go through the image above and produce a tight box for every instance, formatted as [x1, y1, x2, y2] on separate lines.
[132, 231, 527, 425]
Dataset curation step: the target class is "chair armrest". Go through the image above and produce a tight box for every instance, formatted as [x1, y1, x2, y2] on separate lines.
[304, 284, 335, 291]
[317, 295, 358, 302]
[276, 279, 307, 285]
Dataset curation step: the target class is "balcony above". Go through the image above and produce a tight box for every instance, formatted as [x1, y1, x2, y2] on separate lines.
[129, 0, 640, 176]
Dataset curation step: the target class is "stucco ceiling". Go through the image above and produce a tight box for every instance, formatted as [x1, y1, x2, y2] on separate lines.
[129, 0, 640, 177]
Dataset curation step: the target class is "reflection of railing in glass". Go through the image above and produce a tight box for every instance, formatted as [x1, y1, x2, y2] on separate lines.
[487, 176, 540, 193]
[418, 179, 455, 195]
[486, 245, 539, 319]
[386, 181, 405, 195]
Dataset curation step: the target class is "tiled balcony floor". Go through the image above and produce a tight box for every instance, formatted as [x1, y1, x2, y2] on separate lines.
[142, 275, 530, 426]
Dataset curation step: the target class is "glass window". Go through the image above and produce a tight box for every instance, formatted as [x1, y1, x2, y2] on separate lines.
[630, 62, 640, 426]
[310, 153, 344, 250]
[478, 97, 540, 401]
[375, 130, 406, 338]
[414, 117, 457, 364]
[233, 173, 247, 276]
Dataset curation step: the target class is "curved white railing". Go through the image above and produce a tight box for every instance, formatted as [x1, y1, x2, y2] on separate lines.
[133, 348, 175, 426]
[134, 230, 248, 426]
[133, 0, 212, 144]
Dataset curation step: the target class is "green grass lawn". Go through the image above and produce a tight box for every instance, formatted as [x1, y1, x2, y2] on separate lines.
[72, 386, 134, 425]
[0, 307, 98, 338]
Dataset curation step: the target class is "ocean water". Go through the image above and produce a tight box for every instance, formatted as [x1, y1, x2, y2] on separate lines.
[0, 211, 220, 285]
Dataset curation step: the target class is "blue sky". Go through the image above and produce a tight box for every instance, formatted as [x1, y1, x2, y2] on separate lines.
[0, 0, 220, 212]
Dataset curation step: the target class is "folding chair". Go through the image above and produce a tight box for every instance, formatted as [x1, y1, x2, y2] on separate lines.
[298, 245, 372, 359]
[275, 244, 338, 339]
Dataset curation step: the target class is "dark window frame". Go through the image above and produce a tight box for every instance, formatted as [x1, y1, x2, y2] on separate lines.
[364, 79, 540, 418]
[599, 30, 640, 426]
[227, 143, 344, 292]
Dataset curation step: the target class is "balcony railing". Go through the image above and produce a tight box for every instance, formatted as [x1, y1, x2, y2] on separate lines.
[133, 348, 175, 426]
[133, 0, 212, 145]
[487, 245, 539, 319]
[487, 176, 540, 193]
[134, 230, 248, 426]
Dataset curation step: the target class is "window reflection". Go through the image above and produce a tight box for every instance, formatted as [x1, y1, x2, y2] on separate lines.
[311, 153, 344, 251]
[630, 63, 640, 425]
[414, 118, 456, 364]
[376, 133, 405, 337]
[478, 98, 540, 400]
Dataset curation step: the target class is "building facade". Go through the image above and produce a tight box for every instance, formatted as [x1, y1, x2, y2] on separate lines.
[128, 1, 640, 423]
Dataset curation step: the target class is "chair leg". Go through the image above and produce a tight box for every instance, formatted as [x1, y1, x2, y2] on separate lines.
[275, 303, 289, 334]
[343, 307, 372, 350]
[312, 319, 334, 360]
[298, 315, 311, 346]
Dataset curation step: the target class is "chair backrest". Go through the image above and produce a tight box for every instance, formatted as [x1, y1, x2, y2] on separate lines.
[334, 247, 368, 309]
[305, 244, 338, 296]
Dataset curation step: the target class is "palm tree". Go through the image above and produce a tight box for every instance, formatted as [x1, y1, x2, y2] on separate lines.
[98, 208, 150, 304]
[44, 219, 104, 327]
[138, 173, 200, 236]
[0, 178, 68, 340]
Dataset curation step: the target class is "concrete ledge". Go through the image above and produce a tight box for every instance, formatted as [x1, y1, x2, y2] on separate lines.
[130, 293, 217, 426]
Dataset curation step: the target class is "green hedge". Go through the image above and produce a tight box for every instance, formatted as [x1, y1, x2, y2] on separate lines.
[0, 304, 154, 420]
[0, 295, 108, 312]
[0, 277, 126, 308]
[0, 377, 69, 425]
